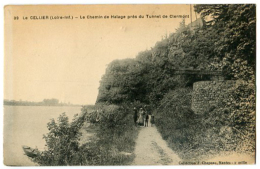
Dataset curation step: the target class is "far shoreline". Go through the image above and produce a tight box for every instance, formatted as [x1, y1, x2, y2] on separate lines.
[3, 104, 84, 107]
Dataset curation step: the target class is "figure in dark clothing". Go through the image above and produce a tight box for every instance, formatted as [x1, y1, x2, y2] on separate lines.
[145, 113, 149, 127]
[150, 115, 155, 127]
[133, 107, 138, 126]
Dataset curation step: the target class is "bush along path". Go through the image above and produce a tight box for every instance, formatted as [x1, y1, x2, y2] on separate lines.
[132, 126, 180, 165]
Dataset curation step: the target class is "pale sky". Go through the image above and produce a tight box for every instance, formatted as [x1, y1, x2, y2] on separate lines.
[4, 5, 196, 105]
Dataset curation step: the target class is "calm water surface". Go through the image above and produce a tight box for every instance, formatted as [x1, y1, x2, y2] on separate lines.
[4, 106, 82, 166]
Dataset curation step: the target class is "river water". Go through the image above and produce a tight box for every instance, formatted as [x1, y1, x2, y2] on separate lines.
[3, 106, 82, 166]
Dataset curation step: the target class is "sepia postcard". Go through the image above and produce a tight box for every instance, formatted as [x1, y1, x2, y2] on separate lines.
[4, 4, 256, 166]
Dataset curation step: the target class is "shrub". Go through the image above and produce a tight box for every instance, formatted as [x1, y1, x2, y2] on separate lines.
[30, 110, 88, 166]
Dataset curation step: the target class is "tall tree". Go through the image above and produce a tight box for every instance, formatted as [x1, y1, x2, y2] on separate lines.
[194, 4, 256, 81]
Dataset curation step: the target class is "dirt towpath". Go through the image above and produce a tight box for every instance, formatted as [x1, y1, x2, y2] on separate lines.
[132, 126, 180, 165]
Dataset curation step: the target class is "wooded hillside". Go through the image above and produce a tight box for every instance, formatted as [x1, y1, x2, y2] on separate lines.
[96, 4, 256, 159]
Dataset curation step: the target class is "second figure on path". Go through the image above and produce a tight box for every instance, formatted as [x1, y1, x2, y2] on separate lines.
[144, 106, 149, 127]
[133, 107, 138, 126]
[145, 113, 149, 127]
[137, 108, 144, 126]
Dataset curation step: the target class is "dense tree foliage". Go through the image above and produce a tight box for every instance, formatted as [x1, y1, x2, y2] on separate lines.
[195, 4, 256, 154]
[96, 26, 213, 106]
[194, 4, 256, 80]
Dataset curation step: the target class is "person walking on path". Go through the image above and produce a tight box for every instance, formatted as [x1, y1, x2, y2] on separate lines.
[142, 109, 146, 127]
[150, 114, 155, 127]
[143, 106, 148, 127]
[138, 108, 144, 126]
[145, 112, 149, 127]
[133, 107, 138, 126]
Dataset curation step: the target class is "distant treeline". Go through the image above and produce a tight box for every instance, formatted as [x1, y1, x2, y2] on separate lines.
[4, 98, 81, 107]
